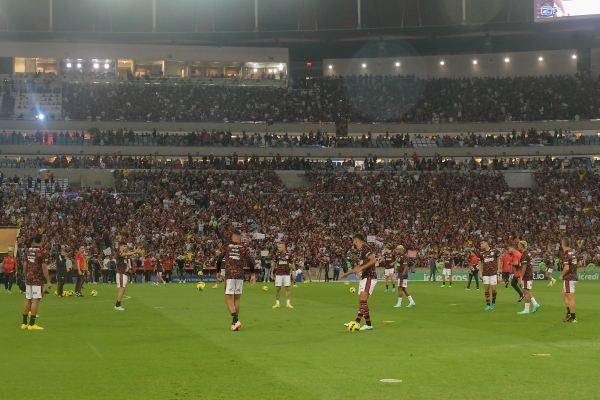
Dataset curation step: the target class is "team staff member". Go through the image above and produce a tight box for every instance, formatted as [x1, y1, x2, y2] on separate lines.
[143, 256, 153, 283]
[3, 250, 17, 294]
[55, 246, 68, 297]
[74, 246, 87, 297]
[219, 230, 256, 331]
[114, 244, 140, 311]
[176, 256, 186, 283]
[163, 255, 173, 283]
[500, 249, 511, 288]
[507, 244, 525, 302]
[560, 237, 580, 323]
[517, 241, 541, 315]
[22, 234, 52, 330]
[478, 238, 502, 310]
[465, 250, 480, 290]
[341, 234, 377, 331]
[271, 242, 293, 309]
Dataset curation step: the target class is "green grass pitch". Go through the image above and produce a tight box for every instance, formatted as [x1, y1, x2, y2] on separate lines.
[1, 280, 599, 400]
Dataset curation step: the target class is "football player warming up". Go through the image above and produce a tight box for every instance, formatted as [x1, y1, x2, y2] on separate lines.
[393, 245, 416, 308]
[271, 242, 294, 309]
[560, 237, 580, 323]
[22, 234, 52, 330]
[341, 234, 377, 331]
[218, 230, 256, 331]
[478, 238, 501, 310]
[516, 241, 540, 315]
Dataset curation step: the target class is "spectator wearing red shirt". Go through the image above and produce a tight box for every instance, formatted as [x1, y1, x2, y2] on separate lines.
[507, 244, 525, 302]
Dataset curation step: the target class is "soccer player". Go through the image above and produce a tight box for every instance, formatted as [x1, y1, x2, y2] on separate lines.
[465, 250, 480, 290]
[382, 247, 396, 292]
[271, 242, 294, 308]
[74, 245, 86, 297]
[341, 234, 377, 331]
[543, 251, 557, 286]
[517, 241, 540, 315]
[219, 230, 256, 331]
[2, 249, 17, 294]
[441, 250, 454, 287]
[155, 258, 166, 286]
[507, 244, 525, 302]
[22, 234, 52, 330]
[114, 244, 140, 311]
[478, 238, 501, 310]
[559, 237, 580, 323]
[393, 245, 415, 308]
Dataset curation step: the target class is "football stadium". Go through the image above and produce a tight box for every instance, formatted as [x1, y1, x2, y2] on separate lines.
[1, 1, 600, 399]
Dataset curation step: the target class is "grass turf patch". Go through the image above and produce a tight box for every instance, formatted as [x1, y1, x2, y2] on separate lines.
[1, 280, 599, 399]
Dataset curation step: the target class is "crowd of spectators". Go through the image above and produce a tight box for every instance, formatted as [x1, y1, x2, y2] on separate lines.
[0, 126, 594, 150]
[55, 74, 600, 123]
[1, 168, 600, 282]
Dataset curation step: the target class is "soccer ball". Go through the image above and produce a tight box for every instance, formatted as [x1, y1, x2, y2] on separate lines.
[344, 282, 350, 286]
[91, 290, 98, 297]
[198, 271, 203, 276]
[68, 290, 74, 296]
[347, 321, 360, 333]
[303, 280, 308, 284]
[196, 282, 206, 291]
[262, 286, 268, 291]
[349, 287, 357, 293]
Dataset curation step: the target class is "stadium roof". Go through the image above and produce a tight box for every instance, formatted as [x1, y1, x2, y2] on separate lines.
[0, 0, 597, 60]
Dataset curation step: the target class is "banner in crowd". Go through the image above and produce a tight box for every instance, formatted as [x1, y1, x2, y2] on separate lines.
[367, 235, 377, 243]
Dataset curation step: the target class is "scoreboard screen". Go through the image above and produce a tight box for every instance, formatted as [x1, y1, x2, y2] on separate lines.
[535, 0, 600, 20]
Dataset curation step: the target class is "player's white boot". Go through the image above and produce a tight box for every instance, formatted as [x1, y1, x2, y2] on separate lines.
[359, 325, 373, 331]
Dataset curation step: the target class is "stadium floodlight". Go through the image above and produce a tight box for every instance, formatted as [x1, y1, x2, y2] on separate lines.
[504, 58, 510, 63]
[472, 60, 477, 64]
[38, 114, 45, 120]
[93, 63, 99, 69]
[539, 57, 543, 61]
[572, 54, 577, 59]
[104, 64, 109, 69]
[253, 68, 257, 72]
[362, 63, 366, 68]
[76, 63, 81, 68]
[440, 61, 445, 65]
[328, 65, 332, 69]
[66, 63, 72, 68]
[395, 62, 400, 67]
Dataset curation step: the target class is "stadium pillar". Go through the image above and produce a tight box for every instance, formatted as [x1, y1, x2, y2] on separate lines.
[152, 0, 156, 33]
[48, 0, 53, 32]
[254, 0, 258, 32]
[357, 0, 361, 29]
[461, 0, 466, 25]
